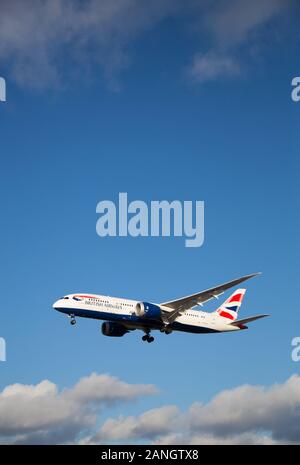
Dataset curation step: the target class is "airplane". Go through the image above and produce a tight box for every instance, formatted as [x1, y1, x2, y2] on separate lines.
[52, 272, 269, 343]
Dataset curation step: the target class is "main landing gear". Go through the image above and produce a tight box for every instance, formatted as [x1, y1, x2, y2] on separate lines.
[69, 314, 76, 326]
[142, 332, 154, 343]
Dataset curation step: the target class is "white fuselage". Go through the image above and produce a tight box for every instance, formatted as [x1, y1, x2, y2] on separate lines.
[53, 293, 240, 334]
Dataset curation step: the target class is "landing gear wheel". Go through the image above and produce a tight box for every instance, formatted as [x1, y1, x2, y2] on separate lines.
[70, 318, 76, 326]
[142, 333, 154, 343]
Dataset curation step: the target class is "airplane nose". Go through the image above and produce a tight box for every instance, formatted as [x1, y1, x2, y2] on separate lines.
[53, 299, 61, 310]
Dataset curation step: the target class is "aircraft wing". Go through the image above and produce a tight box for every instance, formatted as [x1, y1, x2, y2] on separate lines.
[161, 272, 261, 311]
[230, 314, 269, 326]
[160, 273, 261, 324]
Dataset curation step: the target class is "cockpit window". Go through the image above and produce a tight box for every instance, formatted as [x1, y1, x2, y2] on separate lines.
[60, 296, 69, 300]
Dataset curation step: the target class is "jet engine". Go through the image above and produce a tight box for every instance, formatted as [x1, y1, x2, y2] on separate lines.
[135, 302, 162, 320]
[101, 321, 128, 337]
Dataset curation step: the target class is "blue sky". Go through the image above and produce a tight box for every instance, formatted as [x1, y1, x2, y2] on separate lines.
[0, 0, 299, 445]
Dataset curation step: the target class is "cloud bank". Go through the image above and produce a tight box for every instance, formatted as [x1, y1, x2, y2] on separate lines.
[84, 374, 300, 445]
[0, 372, 157, 444]
[1, 373, 300, 444]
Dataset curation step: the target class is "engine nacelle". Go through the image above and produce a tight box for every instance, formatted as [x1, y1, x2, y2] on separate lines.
[135, 302, 162, 320]
[101, 321, 128, 337]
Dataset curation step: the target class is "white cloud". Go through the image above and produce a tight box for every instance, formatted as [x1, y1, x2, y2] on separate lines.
[0, 0, 178, 90]
[86, 375, 300, 445]
[2, 373, 300, 444]
[186, 0, 295, 83]
[188, 374, 300, 442]
[187, 51, 240, 83]
[0, 372, 157, 444]
[154, 432, 278, 445]
[204, 0, 288, 46]
[0, 1, 295, 89]
[95, 405, 180, 442]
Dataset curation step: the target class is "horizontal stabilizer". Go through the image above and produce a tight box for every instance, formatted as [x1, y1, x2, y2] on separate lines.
[230, 314, 270, 326]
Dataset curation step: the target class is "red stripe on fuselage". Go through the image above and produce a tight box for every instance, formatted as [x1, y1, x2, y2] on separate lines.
[74, 295, 96, 299]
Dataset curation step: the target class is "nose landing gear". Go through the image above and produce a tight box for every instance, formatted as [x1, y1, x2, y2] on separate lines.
[69, 314, 76, 326]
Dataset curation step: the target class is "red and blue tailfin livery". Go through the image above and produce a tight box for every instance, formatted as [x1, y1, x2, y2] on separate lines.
[217, 288, 246, 321]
